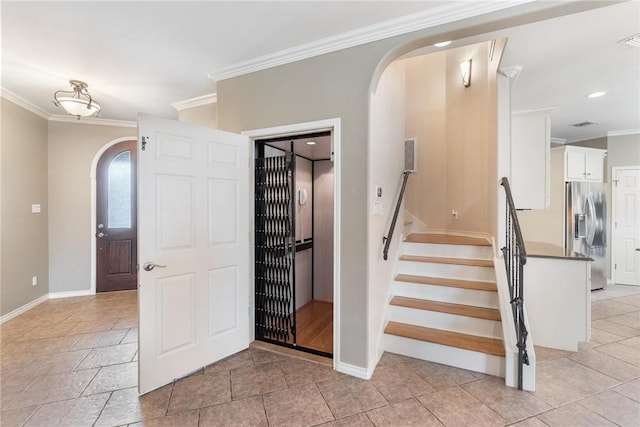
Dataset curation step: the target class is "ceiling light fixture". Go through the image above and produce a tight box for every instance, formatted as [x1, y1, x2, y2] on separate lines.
[586, 91, 607, 98]
[460, 59, 472, 87]
[306, 141, 316, 145]
[53, 79, 101, 119]
[434, 41, 452, 48]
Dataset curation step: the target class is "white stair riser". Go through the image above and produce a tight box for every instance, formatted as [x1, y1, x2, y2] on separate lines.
[398, 261, 495, 282]
[393, 281, 499, 308]
[384, 335, 505, 377]
[387, 306, 503, 339]
[403, 242, 493, 260]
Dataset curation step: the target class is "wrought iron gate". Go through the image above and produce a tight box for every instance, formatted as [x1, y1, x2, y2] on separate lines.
[254, 151, 296, 344]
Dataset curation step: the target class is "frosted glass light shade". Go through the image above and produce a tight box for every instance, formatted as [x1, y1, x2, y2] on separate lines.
[460, 59, 472, 87]
[57, 96, 101, 117]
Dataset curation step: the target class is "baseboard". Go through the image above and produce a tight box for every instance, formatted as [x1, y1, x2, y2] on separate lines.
[335, 361, 373, 380]
[0, 293, 49, 324]
[49, 289, 95, 299]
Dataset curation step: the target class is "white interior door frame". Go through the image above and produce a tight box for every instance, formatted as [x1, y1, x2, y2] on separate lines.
[242, 118, 341, 368]
[612, 165, 640, 285]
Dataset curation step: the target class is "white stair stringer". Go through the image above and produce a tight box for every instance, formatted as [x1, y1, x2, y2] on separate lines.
[384, 333, 505, 377]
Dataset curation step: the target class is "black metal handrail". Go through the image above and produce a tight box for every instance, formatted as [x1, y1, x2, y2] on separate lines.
[383, 171, 411, 261]
[499, 177, 529, 391]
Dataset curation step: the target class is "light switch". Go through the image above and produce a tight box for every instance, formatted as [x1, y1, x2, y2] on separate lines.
[31, 204, 41, 214]
[376, 186, 383, 198]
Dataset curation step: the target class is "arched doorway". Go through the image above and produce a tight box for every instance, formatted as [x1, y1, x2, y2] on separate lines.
[95, 139, 138, 292]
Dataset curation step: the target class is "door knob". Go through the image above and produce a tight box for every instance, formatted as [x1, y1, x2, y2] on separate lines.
[143, 262, 167, 271]
[96, 232, 108, 238]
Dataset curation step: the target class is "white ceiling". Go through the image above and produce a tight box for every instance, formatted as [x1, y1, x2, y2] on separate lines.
[2, 1, 639, 143]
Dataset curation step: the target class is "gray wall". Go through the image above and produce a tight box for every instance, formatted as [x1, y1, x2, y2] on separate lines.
[48, 121, 134, 293]
[608, 133, 640, 170]
[1, 99, 49, 316]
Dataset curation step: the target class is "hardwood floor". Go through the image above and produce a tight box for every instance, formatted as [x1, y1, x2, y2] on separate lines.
[295, 300, 333, 354]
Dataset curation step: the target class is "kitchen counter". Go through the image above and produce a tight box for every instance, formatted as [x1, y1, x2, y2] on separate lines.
[525, 241, 593, 261]
[523, 243, 592, 351]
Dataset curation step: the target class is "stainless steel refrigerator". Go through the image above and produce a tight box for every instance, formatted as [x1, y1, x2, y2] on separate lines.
[565, 182, 607, 290]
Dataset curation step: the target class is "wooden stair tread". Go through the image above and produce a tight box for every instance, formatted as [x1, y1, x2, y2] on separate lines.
[395, 274, 497, 292]
[391, 296, 501, 321]
[399, 255, 493, 267]
[404, 233, 491, 246]
[385, 321, 505, 357]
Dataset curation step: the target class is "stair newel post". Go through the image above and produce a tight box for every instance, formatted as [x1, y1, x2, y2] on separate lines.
[500, 177, 529, 391]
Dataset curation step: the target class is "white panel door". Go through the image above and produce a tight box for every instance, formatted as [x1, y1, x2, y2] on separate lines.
[137, 114, 250, 393]
[613, 168, 640, 285]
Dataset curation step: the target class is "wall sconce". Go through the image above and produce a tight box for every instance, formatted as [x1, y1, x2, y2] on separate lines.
[460, 59, 472, 87]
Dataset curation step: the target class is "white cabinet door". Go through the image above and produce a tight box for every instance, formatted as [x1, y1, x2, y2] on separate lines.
[564, 147, 606, 183]
[511, 110, 551, 209]
[585, 152, 604, 182]
[566, 150, 586, 181]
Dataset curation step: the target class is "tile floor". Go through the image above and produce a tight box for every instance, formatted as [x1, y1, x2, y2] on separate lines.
[0, 285, 639, 426]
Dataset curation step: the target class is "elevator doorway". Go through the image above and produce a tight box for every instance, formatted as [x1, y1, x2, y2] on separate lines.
[254, 132, 335, 357]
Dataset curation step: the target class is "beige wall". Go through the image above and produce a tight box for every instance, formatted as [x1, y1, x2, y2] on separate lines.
[368, 60, 406, 368]
[178, 103, 217, 128]
[403, 40, 502, 235]
[48, 121, 135, 293]
[1, 99, 49, 316]
[313, 160, 334, 303]
[404, 52, 447, 228]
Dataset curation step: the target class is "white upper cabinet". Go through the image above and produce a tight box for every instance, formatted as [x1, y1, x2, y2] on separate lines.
[563, 146, 606, 182]
[511, 109, 553, 209]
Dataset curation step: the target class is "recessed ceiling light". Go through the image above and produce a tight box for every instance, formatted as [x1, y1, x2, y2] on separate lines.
[586, 91, 607, 98]
[306, 141, 316, 145]
[434, 41, 452, 48]
[619, 33, 640, 48]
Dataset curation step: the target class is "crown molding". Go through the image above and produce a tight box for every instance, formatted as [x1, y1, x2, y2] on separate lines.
[48, 115, 136, 128]
[208, 0, 534, 82]
[2, 87, 136, 127]
[172, 93, 217, 111]
[550, 137, 567, 145]
[1, 87, 50, 119]
[607, 129, 640, 137]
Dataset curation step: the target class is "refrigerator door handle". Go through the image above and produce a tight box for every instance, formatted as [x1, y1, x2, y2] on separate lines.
[575, 213, 586, 239]
[584, 196, 597, 246]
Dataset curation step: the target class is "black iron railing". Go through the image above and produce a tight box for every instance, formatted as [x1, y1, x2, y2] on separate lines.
[499, 177, 529, 390]
[383, 171, 411, 261]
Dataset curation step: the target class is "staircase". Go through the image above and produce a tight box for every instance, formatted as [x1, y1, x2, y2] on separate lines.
[383, 232, 506, 377]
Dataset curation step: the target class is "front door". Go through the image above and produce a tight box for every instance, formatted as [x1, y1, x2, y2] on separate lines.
[613, 167, 640, 285]
[96, 140, 138, 292]
[137, 114, 250, 394]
